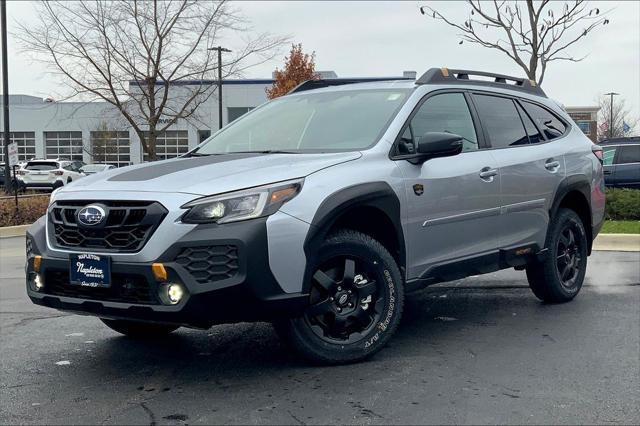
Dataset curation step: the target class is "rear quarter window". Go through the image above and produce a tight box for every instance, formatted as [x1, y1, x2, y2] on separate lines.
[521, 101, 567, 140]
[602, 146, 617, 166]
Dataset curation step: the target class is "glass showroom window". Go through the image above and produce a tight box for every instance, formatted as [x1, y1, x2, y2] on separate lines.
[227, 107, 255, 123]
[90, 131, 130, 167]
[44, 131, 84, 161]
[143, 130, 189, 161]
[0, 132, 36, 162]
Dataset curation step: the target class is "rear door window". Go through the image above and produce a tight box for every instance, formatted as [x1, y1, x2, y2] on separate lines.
[616, 145, 640, 164]
[522, 101, 567, 140]
[473, 95, 529, 148]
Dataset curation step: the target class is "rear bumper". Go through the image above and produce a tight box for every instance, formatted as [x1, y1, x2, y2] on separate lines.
[19, 181, 60, 189]
[26, 216, 309, 328]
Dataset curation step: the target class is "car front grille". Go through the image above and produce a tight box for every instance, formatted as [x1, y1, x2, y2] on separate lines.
[44, 269, 158, 305]
[175, 245, 239, 284]
[48, 200, 167, 253]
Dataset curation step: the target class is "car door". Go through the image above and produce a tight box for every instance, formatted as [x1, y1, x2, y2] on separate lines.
[472, 94, 567, 251]
[393, 91, 502, 280]
[612, 144, 640, 188]
[602, 145, 619, 187]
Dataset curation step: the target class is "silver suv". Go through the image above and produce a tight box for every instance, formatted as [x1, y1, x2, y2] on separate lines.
[26, 68, 605, 364]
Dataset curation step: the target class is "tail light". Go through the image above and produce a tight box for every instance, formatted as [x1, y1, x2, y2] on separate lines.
[53, 170, 64, 176]
[591, 145, 603, 164]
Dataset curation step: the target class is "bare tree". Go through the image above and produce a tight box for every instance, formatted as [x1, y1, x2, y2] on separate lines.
[420, 1, 610, 85]
[16, 0, 286, 160]
[597, 95, 638, 141]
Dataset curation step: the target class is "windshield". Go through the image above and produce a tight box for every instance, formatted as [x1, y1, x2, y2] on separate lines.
[195, 89, 410, 155]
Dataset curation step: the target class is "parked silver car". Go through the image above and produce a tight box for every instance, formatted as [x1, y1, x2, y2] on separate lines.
[26, 68, 605, 363]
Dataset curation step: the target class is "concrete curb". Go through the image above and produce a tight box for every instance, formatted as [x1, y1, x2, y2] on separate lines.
[0, 225, 31, 239]
[592, 233, 640, 252]
[1, 224, 639, 251]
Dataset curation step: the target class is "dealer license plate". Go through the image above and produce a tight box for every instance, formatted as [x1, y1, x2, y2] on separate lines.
[69, 253, 111, 288]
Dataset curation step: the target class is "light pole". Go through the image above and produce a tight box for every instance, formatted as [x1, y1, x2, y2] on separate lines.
[1, 0, 12, 194]
[208, 46, 231, 130]
[604, 92, 619, 139]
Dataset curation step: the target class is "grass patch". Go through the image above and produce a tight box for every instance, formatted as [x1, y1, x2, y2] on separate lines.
[601, 220, 640, 234]
[0, 195, 50, 227]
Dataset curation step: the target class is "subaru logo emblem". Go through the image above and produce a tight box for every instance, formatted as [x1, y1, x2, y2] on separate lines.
[77, 205, 106, 226]
[339, 294, 349, 305]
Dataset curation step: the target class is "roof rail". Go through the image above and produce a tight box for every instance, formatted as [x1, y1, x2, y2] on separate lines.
[416, 68, 546, 97]
[289, 77, 413, 94]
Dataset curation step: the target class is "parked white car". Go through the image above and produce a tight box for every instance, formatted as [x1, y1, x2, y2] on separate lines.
[80, 163, 116, 175]
[17, 159, 85, 190]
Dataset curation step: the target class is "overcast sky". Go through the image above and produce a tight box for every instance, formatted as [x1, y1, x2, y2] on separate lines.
[4, 1, 640, 124]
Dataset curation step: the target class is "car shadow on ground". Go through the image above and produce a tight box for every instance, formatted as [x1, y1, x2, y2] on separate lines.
[66, 284, 553, 383]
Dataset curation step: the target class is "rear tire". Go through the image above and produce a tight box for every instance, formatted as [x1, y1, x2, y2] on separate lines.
[274, 230, 404, 364]
[526, 208, 588, 303]
[100, 318, 179, 338]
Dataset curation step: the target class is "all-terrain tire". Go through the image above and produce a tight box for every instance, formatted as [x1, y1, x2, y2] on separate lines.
[100, 318, 179, 338]
[274, 230, 404, 364]
[526, 207, 588, 303]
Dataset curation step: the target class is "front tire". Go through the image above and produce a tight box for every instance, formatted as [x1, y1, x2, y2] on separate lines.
[100, 318, 179, 338]
[526, 208, 588, 303]
[275, 230, 404, 364]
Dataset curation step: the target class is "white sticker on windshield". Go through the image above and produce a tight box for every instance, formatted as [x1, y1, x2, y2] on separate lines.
[387, 93, 403, 101]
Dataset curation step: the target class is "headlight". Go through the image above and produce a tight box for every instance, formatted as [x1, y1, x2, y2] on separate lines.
[181, 178, 304, 224]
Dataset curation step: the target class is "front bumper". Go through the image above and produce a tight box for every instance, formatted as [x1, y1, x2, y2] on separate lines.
[26, 216, 309, 328]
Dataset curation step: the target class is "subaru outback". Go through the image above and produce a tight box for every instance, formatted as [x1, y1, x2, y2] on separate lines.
[26, 68, 605, 364]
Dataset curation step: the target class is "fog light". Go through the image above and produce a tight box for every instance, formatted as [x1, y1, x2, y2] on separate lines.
[166, 283, 184, 304]
[34, 274, 44, 290]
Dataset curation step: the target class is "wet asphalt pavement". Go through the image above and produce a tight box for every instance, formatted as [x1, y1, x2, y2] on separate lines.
[1, 236, 638, 425]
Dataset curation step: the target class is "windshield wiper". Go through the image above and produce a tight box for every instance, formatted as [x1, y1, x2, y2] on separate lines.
[184, 152, 225, 157]
[227, 150, 301, 154]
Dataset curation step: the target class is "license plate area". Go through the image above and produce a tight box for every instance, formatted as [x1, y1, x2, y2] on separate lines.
[69, 254, 111, 288]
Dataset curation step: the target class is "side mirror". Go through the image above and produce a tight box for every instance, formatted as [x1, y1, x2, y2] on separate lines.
[416, 132, 464, 159]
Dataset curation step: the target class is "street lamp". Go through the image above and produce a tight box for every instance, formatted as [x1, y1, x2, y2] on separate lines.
[208, 46, 232, 130]
[604, 92, 619, 139]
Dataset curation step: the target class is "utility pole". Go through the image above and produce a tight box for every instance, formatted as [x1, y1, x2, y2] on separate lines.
[208, 46, 231, 130]
[1, 0, 12, 194]
[604, 92, 619, 139]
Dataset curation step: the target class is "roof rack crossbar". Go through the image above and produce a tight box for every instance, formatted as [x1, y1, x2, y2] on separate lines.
[288, 77, 413, 94]
[416, 68, 546, 97]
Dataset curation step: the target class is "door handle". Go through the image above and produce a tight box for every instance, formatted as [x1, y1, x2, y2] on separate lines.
[545, 159, 560, 171]
[479, 167, 498, 180]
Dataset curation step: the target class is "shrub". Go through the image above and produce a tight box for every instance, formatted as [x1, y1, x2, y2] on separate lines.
[0, 195, 50, 227]
[605, 188, 640, 221]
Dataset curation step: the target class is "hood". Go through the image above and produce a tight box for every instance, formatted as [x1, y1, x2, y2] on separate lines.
[65, 152, 361, 196]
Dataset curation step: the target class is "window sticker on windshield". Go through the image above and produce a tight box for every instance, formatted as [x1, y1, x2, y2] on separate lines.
[387, 93, 403, 101]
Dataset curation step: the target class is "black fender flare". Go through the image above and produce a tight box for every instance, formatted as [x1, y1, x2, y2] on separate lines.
[302, 182, 405, 293]
[548, 174, 594, 252]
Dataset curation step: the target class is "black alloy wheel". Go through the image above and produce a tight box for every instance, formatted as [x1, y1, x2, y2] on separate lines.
[305, 256, 383, 344]
[555, 222, 584, 290]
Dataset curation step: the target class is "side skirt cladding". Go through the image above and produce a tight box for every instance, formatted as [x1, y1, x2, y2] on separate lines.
[302, 182, 405, 294]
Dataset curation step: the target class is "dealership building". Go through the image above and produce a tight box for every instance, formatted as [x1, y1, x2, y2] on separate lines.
[0, 72, 600, 166]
